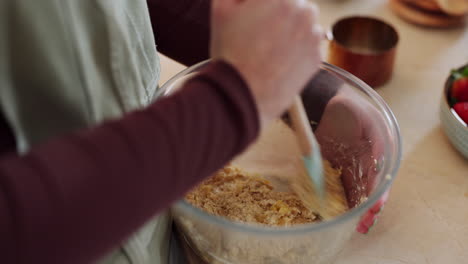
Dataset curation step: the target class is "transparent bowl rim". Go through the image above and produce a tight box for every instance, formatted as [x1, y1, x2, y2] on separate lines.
[161, 60, 402, 235]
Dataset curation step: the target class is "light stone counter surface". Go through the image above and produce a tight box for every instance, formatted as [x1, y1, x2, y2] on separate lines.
[159, 1, 468, 263]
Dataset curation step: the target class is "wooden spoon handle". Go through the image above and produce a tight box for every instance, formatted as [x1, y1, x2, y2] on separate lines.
[288, 96, 315, 157]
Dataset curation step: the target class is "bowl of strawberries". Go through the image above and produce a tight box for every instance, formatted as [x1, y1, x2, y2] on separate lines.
[440, 64, 468, 159]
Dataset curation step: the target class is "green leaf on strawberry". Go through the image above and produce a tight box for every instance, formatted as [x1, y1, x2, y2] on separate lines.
[451, 66, 468, 80]
[462, 66, 468, 77]
[451, 69, 463, 80]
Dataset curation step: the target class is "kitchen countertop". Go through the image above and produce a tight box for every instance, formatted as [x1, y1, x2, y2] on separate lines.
[158, 1, 468, 263]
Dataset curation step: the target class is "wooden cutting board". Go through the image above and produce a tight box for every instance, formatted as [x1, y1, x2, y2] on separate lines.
[390, 0, 466, 27]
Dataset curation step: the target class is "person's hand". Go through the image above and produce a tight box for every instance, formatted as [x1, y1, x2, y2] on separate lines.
[211, 0, 323, 128]
[314, 88, 390, 234]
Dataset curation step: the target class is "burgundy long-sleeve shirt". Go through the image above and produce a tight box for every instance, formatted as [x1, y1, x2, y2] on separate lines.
[0, 1, 260, 263]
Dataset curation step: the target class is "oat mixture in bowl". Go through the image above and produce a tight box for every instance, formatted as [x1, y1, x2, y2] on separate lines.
[174, 120, 352, 264]
[166, 60, 402, 264]
[186, 160, 348, 227]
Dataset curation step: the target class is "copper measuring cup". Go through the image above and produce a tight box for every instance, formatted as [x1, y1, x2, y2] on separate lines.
[326, 16, 400, 88]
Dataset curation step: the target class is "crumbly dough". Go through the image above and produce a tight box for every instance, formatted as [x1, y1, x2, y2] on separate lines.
[186, 166, 320, 226]
[186, 161, 348, 226]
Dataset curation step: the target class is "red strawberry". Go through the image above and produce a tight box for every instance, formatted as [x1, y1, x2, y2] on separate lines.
[453, 102, 468, 124]
[451, 77, 468, 102]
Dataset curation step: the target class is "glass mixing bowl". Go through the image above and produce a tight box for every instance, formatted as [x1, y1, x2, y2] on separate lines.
[161, 61, 402, 264]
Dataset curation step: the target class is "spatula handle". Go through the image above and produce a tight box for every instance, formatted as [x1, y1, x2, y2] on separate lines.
[288, 96, 315, 156]
[288, 96, 325, 199]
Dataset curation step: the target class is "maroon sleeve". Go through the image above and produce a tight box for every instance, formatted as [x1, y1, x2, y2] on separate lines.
[0, 115, 15, 155]
[147, 0, 210, 66]
[0, 60, 259, 264]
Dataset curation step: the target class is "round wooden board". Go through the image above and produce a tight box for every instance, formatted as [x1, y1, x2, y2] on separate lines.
[390, 0, 466, 28]
[401, 0, 442, 12]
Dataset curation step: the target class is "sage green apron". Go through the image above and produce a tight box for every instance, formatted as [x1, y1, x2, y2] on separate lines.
[0, 1, 171, 263]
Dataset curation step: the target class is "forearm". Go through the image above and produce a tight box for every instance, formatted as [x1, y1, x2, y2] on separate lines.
[0, 61, 258, 264]
[148, 0, 211, 66]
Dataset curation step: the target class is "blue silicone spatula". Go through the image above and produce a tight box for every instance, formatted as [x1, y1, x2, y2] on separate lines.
[288, 96, 325, 201]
